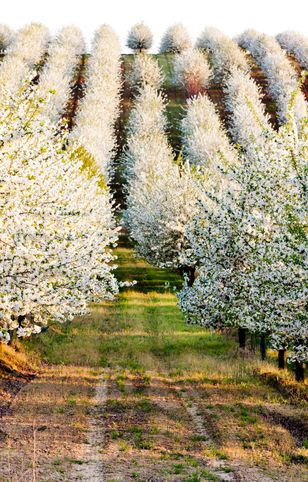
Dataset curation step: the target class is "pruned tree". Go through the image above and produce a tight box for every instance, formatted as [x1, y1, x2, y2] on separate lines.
[127, 22, 153, 52]
[0, 24, 14, 52]
[160, 23, 192, 53]
[0, 23, 50, 95]
[224, 67, 273, 151]
[173, 48, 212, 96]
[37, 26, 85, 122]
[179, 101, 307, 380]
[72, 25, 122, 180]
[181, 93, 238, 181]
[0, 87, 118, 343]
[127, 52, 164, 91]
[124, 81, 199, 272]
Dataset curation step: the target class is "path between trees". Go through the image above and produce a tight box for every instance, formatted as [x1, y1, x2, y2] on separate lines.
[0, 245, 306, 481]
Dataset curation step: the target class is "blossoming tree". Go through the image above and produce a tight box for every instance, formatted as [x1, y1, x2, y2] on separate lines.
[276, 31, 308, 70]
[0, 23, 50, 96]
[127, 23, 153, 52]
[173, 48, 212, 96]
[37, 26, 85, 122]
[72, 25, 122, 180]
[160, 23, 192, 53]
[179, 102, 307, 380]
[0, 24, 14, 52]
[127, 52, 164, 91]
[196, 27, 249, 82]
[0, 88, 118, 343]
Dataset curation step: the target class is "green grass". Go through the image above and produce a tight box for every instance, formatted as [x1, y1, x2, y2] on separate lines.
[25, 246, 233, 371]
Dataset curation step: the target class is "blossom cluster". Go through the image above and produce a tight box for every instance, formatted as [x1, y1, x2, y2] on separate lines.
[160, 23, 192, 53]
[196, 27, 249, 82]
[237, 30, 306, 124]
[0, 23, 50, 95]
[276, 31, 308, 70]
[0, 88, 118, 343]
[37, 26, 85, 122]
[72, 25, 122, 180]
[181, 93, 238, 179]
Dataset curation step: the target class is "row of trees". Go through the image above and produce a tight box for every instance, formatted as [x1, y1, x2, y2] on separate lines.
[276, 31, 308, 70]
[125, 34, 307, 381]
[0, 23, 306, 381]
[237, 30, 306, 124]
[37, 26, 85, 122]
[124, 54, 199, 272]
[0, 25, 121, 344]
[72, 25, 122, 180]
[126, 23, 308, 62]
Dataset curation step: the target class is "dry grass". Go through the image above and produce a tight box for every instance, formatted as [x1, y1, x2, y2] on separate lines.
[18, 247, 308, 480]
[0, 364, 100, 481]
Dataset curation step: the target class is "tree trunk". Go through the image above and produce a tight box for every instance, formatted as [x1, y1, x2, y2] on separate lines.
[260, 334, 266, 360]
[250, 333, 256, 353]
[295, 361, 305, 382]
[278, 349, 286, 369]
[238, 328, 246, 349]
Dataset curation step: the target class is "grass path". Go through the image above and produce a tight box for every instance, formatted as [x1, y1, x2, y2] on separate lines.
[0, 245, 307, 481]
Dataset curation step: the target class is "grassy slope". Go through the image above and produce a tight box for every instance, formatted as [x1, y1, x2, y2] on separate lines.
[24, 243, 308, 481]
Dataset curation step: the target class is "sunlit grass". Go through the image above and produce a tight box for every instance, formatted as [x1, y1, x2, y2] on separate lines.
[24, 244, 308, 479]
[25, 246, 233, 370]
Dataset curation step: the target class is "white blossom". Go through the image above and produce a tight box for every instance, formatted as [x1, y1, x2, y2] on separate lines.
[0, 25, 14, 52]
[0, 23, 50, 96]
[160, 23, 192, 53]
[181, 93, 238, 180]
[223, 67, 273, 150]
[179, 103, 307, 363]
[0, 88, 118, 341]
[37, 26, 85, 122]
[124, 84, 199, 269]
[127, 52, 164, 91]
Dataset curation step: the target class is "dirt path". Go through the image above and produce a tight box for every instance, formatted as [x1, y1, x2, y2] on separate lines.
[0, 246, 307, 481]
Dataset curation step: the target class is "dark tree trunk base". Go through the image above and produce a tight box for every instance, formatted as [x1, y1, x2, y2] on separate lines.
[260, 334, 267, 360]
[238, 328, 246, 349]
[250, 334, 256, 353]
[295, 361, 305, 382]
[278, 349, 286, 369]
